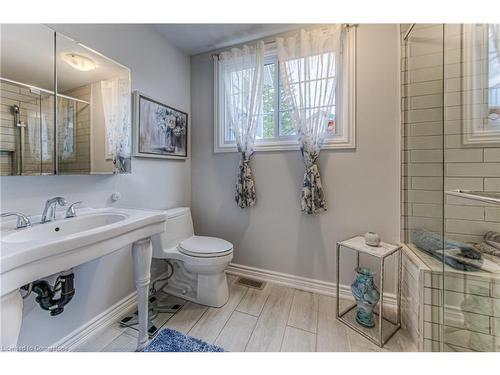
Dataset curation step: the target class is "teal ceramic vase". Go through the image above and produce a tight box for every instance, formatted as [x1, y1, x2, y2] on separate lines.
[350, 267, 380, 328]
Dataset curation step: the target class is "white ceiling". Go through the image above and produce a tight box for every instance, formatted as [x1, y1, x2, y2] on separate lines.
[1, 24, 128, 93]
[152, 24, 304, 55]
[1, 24, 305, 92]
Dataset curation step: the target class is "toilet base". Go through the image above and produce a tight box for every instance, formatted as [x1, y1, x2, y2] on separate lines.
[162, 259, 230, 308]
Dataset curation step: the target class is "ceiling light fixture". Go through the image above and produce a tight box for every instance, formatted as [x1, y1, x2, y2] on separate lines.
[62, 53, 97, 71]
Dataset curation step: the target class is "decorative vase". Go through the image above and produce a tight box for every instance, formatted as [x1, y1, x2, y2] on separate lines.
[364, 232, 381, 247]
[350, 267, 380, 328]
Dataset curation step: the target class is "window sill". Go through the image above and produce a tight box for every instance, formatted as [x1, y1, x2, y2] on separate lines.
[214, 138, 356, 153]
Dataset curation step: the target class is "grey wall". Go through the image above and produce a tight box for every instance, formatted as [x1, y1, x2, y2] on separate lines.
[1, 24, 191, 346]
[190, 24, 401, 288]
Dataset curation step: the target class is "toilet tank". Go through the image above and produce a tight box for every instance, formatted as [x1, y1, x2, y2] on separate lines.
[152, 207, 194, 258]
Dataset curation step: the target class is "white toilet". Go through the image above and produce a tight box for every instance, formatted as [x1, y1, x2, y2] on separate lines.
[152, 207, 233, 307]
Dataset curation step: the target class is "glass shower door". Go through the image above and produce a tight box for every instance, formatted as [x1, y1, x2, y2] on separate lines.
[402, 23, 446, 267]
[401, 24, 446, 351]
[0, 80, 55, 176]
[442, 23, 500, 352]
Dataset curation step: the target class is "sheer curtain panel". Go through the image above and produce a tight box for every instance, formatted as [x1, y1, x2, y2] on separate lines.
[219, 42, 265, 208]
[276, 25, 343, 214]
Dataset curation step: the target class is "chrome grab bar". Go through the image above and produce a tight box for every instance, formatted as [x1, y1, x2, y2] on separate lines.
[446, 190, 500, 205]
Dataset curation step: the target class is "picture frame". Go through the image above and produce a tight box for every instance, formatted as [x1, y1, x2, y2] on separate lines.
[133, 91, 189, 159]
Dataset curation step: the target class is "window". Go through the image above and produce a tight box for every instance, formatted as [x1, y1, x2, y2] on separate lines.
[214, 28, 356, 152]
[462, 24, 500, 145]
[488, 24, 500, 125]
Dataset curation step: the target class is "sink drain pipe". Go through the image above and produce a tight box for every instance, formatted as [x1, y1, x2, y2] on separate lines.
[22, 270, 75, 316]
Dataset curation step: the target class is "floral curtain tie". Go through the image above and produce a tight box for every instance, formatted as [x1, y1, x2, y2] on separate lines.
[235, 152, 256, 208]
[301, 149, 327, 214]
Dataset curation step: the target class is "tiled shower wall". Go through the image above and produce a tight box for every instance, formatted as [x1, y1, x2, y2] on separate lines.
[401, 24, 444, 243]
[402, 23, 500, 352]
[58, 84, 91, 174]
[401, 249, 424, 350]
[443, 24, 500, 244]
[1, 80, 92, 175]
[402, 24, 500, 246]
[0, 80, 54, 175]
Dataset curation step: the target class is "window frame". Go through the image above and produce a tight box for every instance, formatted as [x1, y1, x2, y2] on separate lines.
[213, 27, 357, 153]
[461, 24, 500, 146]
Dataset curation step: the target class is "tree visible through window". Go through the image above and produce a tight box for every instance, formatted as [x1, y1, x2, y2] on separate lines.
[247, 58, 336, 143]
[261, 62, 275, 139]
[488, 24, 500, 125]
[216, 30, 356, 152]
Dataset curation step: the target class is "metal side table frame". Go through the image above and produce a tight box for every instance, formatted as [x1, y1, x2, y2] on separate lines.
[336, 236, 402, 347]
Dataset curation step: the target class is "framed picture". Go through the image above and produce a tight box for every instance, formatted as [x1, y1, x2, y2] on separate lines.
[133, 91, 188, 159]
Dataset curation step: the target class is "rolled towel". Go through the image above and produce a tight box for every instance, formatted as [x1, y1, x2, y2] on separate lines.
[485, 240, 500, 251]
[485, 231, 500, 243]
[474, 242, 500, 257]
[484, 231, 500, 250]
[412, 228, 482, 259]
[412, 229, 483, 271]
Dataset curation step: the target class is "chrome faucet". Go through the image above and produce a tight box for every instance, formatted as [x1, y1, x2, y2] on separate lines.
[65, 201, 83, 219]
[41, 197, 67, 224]
[1, 212, 32, 229]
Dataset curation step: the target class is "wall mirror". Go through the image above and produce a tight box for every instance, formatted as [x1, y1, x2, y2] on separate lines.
[0, 24, 132, 175]
[1, 24, 55, 176]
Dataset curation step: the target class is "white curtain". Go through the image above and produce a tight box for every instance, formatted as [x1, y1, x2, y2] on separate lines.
[219, 41, 264, 208]
[40, 95, 53, 162]
[276, 25, 343, 214]
[101, 77, 131, 173]
[57, 97, 74, 161]
[27, 111, 41, 162]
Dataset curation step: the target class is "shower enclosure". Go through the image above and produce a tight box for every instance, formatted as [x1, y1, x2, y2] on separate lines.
[402, 24, 500, 351]
[0, 82, 51, 175]
[0, 79, 90, 176]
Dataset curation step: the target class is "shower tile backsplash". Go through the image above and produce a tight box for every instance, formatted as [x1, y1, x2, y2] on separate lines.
[0, 80, 49, 175]
[401, 23, 500, 246]
[404, 246, 500, 352]
[0, 80, 91, 175]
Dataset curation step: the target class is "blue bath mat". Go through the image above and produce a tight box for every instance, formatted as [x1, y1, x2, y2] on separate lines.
[143, 328, 224, 352]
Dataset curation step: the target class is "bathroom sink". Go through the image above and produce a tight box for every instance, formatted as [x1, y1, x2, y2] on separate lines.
[0, 207, 167, 297]
[0, 206, 167, 351]
[2, 213, 128, 244]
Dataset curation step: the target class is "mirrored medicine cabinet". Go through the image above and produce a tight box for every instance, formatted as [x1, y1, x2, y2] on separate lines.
[0, 24, 132, 175]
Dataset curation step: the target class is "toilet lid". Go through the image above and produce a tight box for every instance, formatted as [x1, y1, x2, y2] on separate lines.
[179, 236, 233, 258]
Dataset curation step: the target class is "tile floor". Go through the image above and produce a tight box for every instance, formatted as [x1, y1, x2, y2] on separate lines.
[75, 275, 418, 352]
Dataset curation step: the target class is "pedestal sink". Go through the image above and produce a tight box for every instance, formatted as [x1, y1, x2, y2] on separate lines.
[2, 213, 128, 244]
[0, 207, 167, 351]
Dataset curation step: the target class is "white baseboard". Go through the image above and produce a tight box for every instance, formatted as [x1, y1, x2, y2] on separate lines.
[52, 291, 137, 351]
[226, 263, 398, 308]
[51, 271, 175, 351]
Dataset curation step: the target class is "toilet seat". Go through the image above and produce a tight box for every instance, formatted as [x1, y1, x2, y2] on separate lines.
[179, 235, 233, 258]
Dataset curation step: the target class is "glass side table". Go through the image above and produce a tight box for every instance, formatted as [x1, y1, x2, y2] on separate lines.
[336, 235, 402, 347]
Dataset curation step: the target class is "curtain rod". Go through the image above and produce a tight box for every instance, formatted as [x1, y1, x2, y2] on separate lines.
[211, 24, 357, 59]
